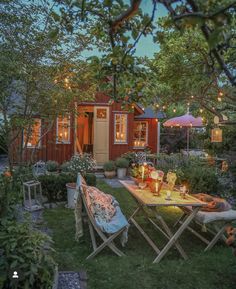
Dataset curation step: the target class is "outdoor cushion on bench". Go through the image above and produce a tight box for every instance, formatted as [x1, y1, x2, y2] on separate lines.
[195, 209, 236, 224]
[178, 205, 236, 251]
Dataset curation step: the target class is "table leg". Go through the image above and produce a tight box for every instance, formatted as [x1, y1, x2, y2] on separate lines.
[128, 204, 161, 254]
[130, 217, 161, 255]
[155, 214, 188, 260]
[153, 207, 200, 264]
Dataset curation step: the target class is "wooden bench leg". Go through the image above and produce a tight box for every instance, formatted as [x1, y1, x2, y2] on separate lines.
[204, 223, 229, 252]
[86, 229, 125, 260]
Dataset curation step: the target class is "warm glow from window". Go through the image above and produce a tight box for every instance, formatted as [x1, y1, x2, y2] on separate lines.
[114, 114, 127, 143]
[57, 115, 70, 143]
[24, 119, 41, 148]
[133, 121, 148, 148]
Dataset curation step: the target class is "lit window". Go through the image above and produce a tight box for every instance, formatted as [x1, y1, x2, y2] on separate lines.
[114, 114, 127, 143]
[97, 108, 107, 119]
[57, 115, 70, 144]
[24, 119, 41, 148]
[133, 121, 148, 147]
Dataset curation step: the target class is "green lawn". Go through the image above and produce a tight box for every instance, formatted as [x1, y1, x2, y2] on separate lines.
[44, 180, 236, 289]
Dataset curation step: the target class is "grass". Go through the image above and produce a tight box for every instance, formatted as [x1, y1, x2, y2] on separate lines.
[44, 180, 236, 289]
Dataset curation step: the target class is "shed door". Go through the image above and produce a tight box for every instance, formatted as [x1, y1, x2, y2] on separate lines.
[93, 107, 109, 165]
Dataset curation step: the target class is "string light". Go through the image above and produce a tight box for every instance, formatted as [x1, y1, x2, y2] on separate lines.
[173, 108, 176, 113]
[187, 102, 190, 106]
[156, 104, 160, 108]
[217, 97, 222, 102]
[219, 91, 224, 97]
[200, 108, 203, 113]
[162, 105, 166, 110]
[191, 95, 194, 99]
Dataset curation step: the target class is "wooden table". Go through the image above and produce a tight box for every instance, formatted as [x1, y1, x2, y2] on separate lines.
[120, 180, 207, 263]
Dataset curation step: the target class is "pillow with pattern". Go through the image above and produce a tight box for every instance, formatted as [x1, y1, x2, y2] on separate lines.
[85, 186, 116, 222]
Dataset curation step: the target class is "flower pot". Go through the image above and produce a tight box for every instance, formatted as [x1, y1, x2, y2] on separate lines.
[66, 183, 77, 209]
[104, 170, 116, 178]
[117, 168, 127, 179]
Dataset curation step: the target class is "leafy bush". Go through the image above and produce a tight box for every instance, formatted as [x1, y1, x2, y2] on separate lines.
[46, 160, 59, 172]
[0, 172, 22, 219]
[38, 173, 76, 202]
[153, 153, 219, 193]
[60, 161, 71, 172]
[103, 160, 116, 171]
[85, 173, 97, 186]
[180, 165, 219, 194]
[155, 153, 191, 173]
[115, 157, 129, 168]
[0, 219, 56, 289]
[121, 151, 138, 165]
[68, 153, 96, 176]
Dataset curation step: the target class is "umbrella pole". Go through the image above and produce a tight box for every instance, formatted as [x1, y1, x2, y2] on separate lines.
[187, 127, 190, 154]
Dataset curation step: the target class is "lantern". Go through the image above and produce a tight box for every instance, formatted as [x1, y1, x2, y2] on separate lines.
[23, 179, 43, 211]
[211, 128, 222, 142]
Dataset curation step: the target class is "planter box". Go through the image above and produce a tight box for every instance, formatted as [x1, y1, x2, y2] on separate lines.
[104, 171, 116, 178]
[66, 183, 76, 209]
[117, 168, 127, 179]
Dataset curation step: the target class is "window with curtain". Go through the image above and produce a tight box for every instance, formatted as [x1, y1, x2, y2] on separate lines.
[24, 119, 41, 148]
[114, 114, 127, 143]
[56, 115, 70, 144]
[133, 121, 148, 147]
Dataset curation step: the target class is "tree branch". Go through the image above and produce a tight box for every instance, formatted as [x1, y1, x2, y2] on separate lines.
[122, 0, 157, 64]
[173, 1, 236, 21]
[110, 0, 142, 33]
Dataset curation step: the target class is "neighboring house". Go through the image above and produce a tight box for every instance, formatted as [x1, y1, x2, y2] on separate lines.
[11, 93, 165, 165]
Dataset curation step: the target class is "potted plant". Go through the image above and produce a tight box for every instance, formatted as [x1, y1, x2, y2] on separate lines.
[103, 161, 116, 178]
[46, 160, 59, 174]
[66, 154, 96, 209]
[115, 157, 129, 179]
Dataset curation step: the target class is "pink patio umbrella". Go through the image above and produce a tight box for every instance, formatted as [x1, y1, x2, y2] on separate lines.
[163, 113, 203, 153]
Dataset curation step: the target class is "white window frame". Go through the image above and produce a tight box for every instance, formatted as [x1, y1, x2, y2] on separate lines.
[24, 118, 42, 148]
[114, 113, 128, 144]
[133, 120, 148, 148]
[56, 114, 71, 144]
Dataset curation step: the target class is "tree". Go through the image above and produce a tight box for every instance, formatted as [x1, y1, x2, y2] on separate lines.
[53, 0, 236, 106]
[53, 0, 157, 101]
[0, 0, 97, 168]
[145, 22, 236, 119]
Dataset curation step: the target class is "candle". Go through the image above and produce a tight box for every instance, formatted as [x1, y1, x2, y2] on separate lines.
[155, 182, 158, 193]
[141, 165, 144, 181]
[166, 191, 171, 199]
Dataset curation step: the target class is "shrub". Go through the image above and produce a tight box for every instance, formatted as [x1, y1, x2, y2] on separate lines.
[103, 160, 116, 171]
[60, 161, 70, 172]
[0, 219, 56, 289]
[115, 157, 129, 168]
[38, 173, 76, 202]
[46, 160, 59, 172]
[121, 151, 138, 165]
[68, 153, 96, 176]
[181, 165, 219, 194]
[85, 173, 97, 186]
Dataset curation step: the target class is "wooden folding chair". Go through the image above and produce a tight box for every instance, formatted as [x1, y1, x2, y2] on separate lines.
[176, 207, 236, 251]
[80, 185, 126, 260]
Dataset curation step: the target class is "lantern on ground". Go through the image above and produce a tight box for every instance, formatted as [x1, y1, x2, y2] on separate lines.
[211, 128, 222, 143]
[23, 179, 43, 211]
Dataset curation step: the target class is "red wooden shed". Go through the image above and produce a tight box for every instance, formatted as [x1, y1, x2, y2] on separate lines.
[12, 93, 165, 165]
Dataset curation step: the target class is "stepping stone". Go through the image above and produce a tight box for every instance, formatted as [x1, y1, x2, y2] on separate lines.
[103, 177, 131, 188]
[57, 271, 87, 289]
